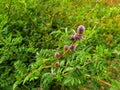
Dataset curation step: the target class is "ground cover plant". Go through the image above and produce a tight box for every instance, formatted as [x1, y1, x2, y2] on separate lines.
[0, 0, 120, 90]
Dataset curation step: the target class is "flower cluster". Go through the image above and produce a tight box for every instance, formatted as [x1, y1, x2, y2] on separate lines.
[70, 25, 85, 41]
[54, 52, 60, 58]
[54, 25, 85, 67]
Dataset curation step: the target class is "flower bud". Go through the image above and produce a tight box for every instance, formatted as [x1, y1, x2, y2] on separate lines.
[76, 66, 80, 70]
[54, 52, 60, 58]
[64, 45, 69, 51]
[70, 35, 76, 41]
[87, 58, 92, 62]
[74, 33, 80, 40]
[51, 72, 56, 76]
[77, 25, 85, 34]
[84, 62, 87, 65]
[55, 61, 59, 67]
[69, 44, 76, 51]
[74, 33, 83, 40]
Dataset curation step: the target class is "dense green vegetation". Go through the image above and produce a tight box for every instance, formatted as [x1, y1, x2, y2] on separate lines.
[0, 0, 120, 90]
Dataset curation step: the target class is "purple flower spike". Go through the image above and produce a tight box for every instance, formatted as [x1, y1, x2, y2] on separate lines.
[69, 44, 76, 51]
[64, 45, 69, 51]
[77, 25, 85, 34]
[54, 52, 60, 58]
[70, 35, 76, 41]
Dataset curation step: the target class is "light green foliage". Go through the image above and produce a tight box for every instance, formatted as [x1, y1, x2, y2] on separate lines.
[0, 0, 120, 90]
[110, 80, 120, 90]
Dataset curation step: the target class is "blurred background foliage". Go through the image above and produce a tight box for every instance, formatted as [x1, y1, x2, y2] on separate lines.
[0, 0, 120, 90]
